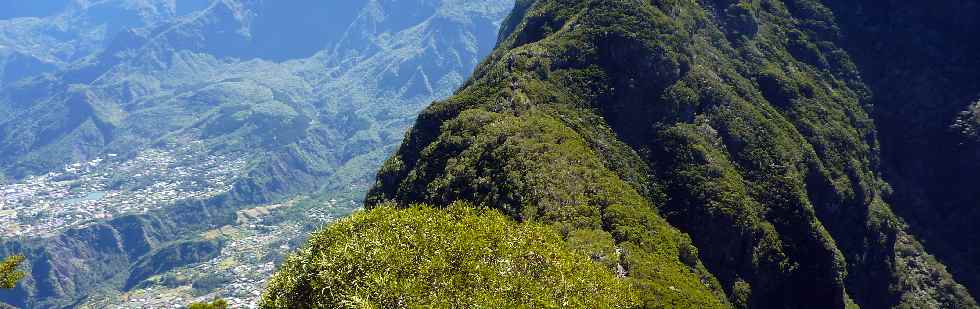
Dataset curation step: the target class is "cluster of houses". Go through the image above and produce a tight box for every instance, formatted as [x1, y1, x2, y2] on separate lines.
[0, 142, 247, 238]
[109, 199, 347, 308]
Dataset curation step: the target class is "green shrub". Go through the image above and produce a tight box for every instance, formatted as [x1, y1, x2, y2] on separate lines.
[188, 298, 229, 309]
[261, 203, 638, 308]
[0, 255, 24, 289]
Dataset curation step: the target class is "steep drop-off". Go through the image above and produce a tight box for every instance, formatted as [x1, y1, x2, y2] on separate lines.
[363, 0, 979, 308]
[819, 0, 980, 299]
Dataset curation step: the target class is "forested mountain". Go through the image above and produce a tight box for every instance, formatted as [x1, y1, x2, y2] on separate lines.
[4, 0, 980, 308]
[0, 1, 512, 307]
[269, 0, 980, 308]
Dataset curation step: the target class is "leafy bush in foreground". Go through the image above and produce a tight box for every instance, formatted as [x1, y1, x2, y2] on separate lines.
[187, 298, 229, 309]
[261, 203, 637, 308]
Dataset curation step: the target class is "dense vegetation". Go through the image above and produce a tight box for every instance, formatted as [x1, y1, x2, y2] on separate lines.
[816, 0, 980, 298]
[124, 239, 223, 290]
[187, 298, 229, 309]
[0, 256, 24, 289]
[356, 0, 980, 308]
[3, 0, 977, 307]
[261, 204, 639, 308]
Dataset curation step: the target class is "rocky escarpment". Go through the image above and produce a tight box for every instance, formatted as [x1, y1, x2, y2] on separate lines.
[366, 0, 979, 308]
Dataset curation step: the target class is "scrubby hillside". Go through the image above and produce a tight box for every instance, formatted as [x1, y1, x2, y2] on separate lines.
[350, 0, 980, 308]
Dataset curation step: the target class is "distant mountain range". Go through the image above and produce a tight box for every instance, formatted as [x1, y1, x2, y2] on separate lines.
[0, 1, 512, 307]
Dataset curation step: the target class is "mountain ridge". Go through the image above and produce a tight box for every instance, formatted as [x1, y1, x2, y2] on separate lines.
[4, 0, 980, 307]
[358, 0, 980, 307]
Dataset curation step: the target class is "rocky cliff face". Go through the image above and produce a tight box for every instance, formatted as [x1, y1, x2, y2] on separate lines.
[367, 0, 980, 307]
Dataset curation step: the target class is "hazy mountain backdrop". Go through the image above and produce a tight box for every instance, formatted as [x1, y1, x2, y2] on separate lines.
[0, 1, 512, 307]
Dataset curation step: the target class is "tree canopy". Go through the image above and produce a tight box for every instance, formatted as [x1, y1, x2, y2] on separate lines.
[188, 298, 229, 309]
[261, 203, 638, 308]
[0, 255, 25, 289]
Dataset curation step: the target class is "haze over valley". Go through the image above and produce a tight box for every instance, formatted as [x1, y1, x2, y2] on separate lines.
[0, 1, 512, 307]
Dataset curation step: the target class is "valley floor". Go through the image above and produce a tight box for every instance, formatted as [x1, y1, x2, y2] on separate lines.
[79, 199, 356, 309]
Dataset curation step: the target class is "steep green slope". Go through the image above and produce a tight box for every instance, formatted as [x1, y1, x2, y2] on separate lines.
[369, 107, 728, 307]
[817, 0, 980, 298]
[124, 239, 223, 290]
[364, 0, 978, 308]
